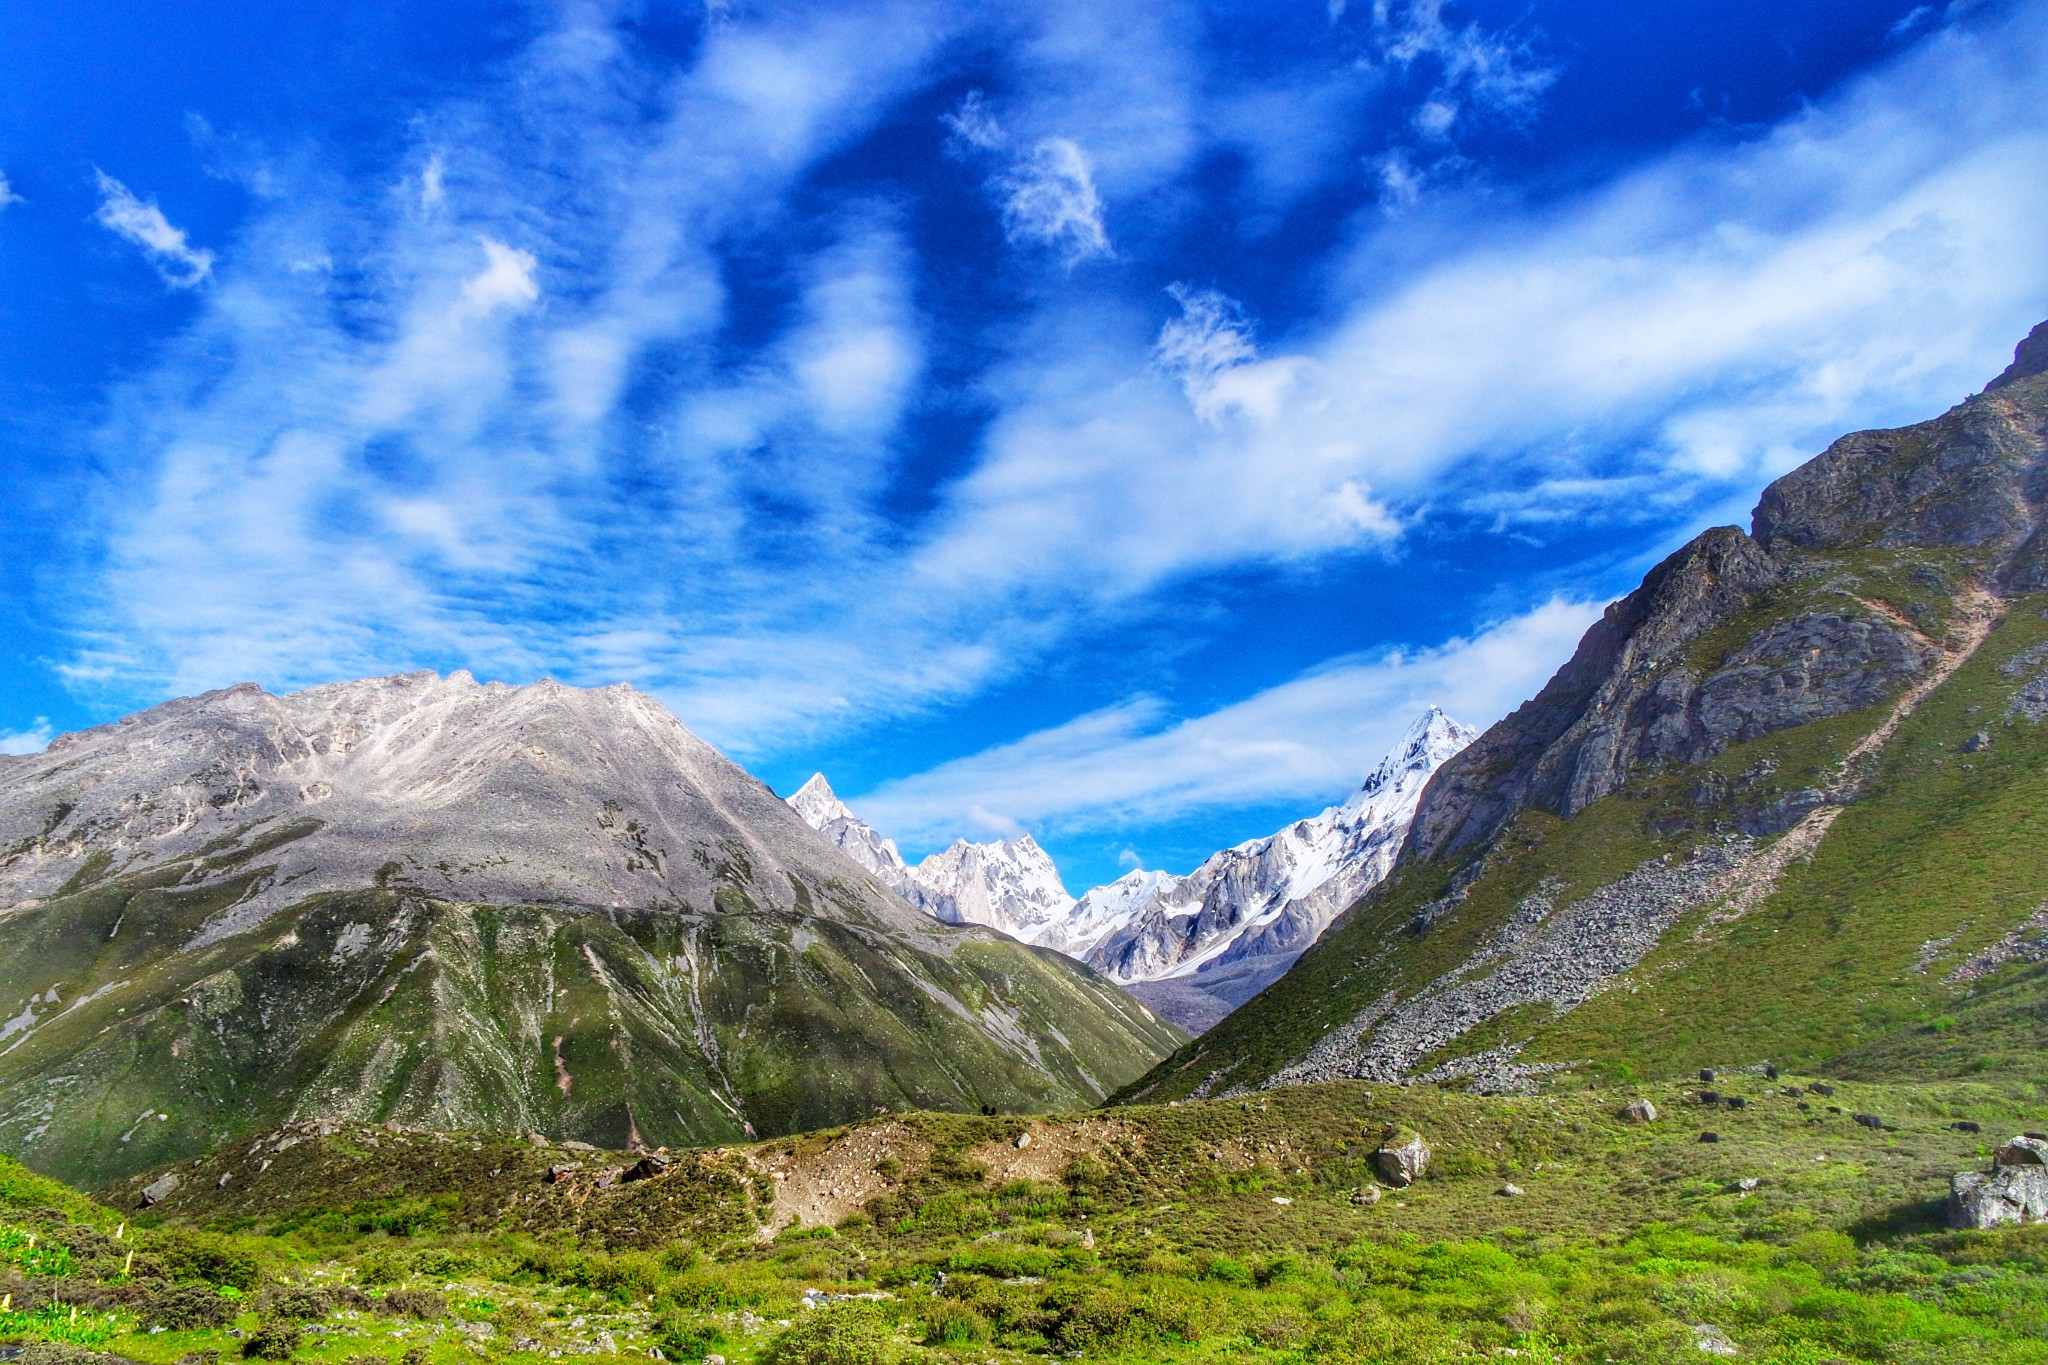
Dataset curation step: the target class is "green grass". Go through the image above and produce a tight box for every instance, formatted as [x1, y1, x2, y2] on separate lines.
[3, 1070, 2047, 1364]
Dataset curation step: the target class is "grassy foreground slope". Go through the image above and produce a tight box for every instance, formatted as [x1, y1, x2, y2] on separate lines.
[0, 1070, 2038, 1364]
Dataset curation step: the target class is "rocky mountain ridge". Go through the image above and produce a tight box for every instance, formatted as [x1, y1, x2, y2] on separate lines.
[1123, 318, 2048, 1102]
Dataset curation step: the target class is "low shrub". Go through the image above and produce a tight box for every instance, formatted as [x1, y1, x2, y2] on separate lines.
[762, 1301, 902, 1365]
[143, 1283, 236, 1330]
[240, 1318, 302, 1361]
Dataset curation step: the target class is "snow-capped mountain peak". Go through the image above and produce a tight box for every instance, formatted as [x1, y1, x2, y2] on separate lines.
[784, 782, 1075, 942]
[785, 706, 1475, 1033]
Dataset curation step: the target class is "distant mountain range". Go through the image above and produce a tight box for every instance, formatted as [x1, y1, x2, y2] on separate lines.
[788, 708, 1475, 1031]
[0, 673, 1180, 1187]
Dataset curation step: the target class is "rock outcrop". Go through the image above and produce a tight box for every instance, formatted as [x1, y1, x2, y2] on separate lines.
[1949, 1136, 2048, 1229]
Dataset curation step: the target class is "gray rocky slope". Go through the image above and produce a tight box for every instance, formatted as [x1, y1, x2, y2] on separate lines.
[0, 673, 1180, 1187]
[1123, 318, 2048, 1102]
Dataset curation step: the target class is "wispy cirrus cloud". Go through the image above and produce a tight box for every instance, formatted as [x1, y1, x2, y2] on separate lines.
[48, 0, 2048, 816]
[92, 170, 214, 287]
[0, 173, 21, 210]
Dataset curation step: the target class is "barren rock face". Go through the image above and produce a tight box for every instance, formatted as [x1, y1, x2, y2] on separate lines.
[0, 671, 926, 940]
[1405, 351, 2048, 866]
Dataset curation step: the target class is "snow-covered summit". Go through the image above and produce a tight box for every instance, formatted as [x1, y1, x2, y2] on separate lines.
[783, 781, 1075, 942]
[785, 706, 1476, 1032]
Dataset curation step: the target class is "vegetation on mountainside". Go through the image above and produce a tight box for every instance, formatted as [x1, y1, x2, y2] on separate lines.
[0, 879, 1179, 1191]
[1123, 566, 2048, 1105]
[0, 1069, 2039, 1364]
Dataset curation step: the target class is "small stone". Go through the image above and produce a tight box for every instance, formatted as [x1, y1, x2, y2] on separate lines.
[1727, 1178, 1760, 1192]
[544, 1163, 581, 1184]
[1080, 1228, 1094, 1248]
[216, 1172, 233, 1190]
[1620, 1098, 1659, 1124]
[1014, 1132, 1032, 1150]
[139, 1172, 181, 1207]
[1498, 1182, 1525, 1197]
[561, 1140, 597, 1152]
[1962, 730, 1992, 753]
[1349, 1186, 1381, 1207]
[1270, 1196, 1293, 1206]
[1690, 1323, 1740, 1356]
[621, 1156, 669, 1183]
[1699, 1132, 1721, 1144]
[526, 1133, 550, 1147]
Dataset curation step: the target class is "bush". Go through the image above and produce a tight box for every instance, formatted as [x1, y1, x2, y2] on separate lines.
[144, 1283, 236, 1330]
[762, 1302, 901, 1365]
[149, 1231, 261, 1292]
[918, 1300, 989, 1347]
[353, 1249, 404, 1287]
[240, 1318, 302, 1361]
[257, 1287, 331, 1322]
[654, 1307, 724, 1362]
[378, 1289, 445, 1320]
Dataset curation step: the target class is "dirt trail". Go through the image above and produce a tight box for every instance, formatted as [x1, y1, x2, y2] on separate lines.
[965, 1118, 1138, 1185]
[749, 1122, 931, 1236]
[1694, 583, 2004, 935]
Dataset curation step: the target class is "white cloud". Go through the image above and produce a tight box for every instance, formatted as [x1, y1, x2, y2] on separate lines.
[997, 137, 1112, 263]
[1373, 0, 1556, 134]
[942, 90, 1007, 152]
[92, 171, 215, 287]
[0, 173, 21, 209]
[856, 597, 1601, 851]
[0, 720, 54, 756]
[460, 237, 540, 315]
[420, 154, 447, 206]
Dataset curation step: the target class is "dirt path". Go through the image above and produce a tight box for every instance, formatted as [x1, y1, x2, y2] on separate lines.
[1694, 582, 2004, 935]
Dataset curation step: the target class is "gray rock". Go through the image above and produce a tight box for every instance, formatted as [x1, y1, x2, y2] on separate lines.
[1498, 1182, 1525, 1197]
[1962, 730, 1993, 753]
[1620, 1098, 1659, 1124]
[1949, 1166, 2048, 1229]
[1690, 1324, 1740, 1356]
[1373, 1130, 1430, 1188]
[138, 1173, 180, 1207]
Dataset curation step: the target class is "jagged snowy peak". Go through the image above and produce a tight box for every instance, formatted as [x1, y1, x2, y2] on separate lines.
[784, 780, 1076, 942]
[787, 774, 922, 901]
[912, 834, 1076, 942]
[1082, 707, 1476, 1029]
[787, 707, 1474, 1034]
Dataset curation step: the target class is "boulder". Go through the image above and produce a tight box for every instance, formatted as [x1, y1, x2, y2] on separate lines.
[1996, 1136, 2048, 1166]
[621, 1156, 669, 1184]
[138, 1173, 180, 1208]
[1014, 1132, 1033, 1150]
[1620, 1098, 1659, 1124]
[1498, 1182, 1525, 1198]
[1949, 1166, 2048, 1229]
[1373, 1130, 1431, 1187]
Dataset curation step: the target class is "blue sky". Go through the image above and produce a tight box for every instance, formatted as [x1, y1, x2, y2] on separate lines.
[2, 1, 2046, 891]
